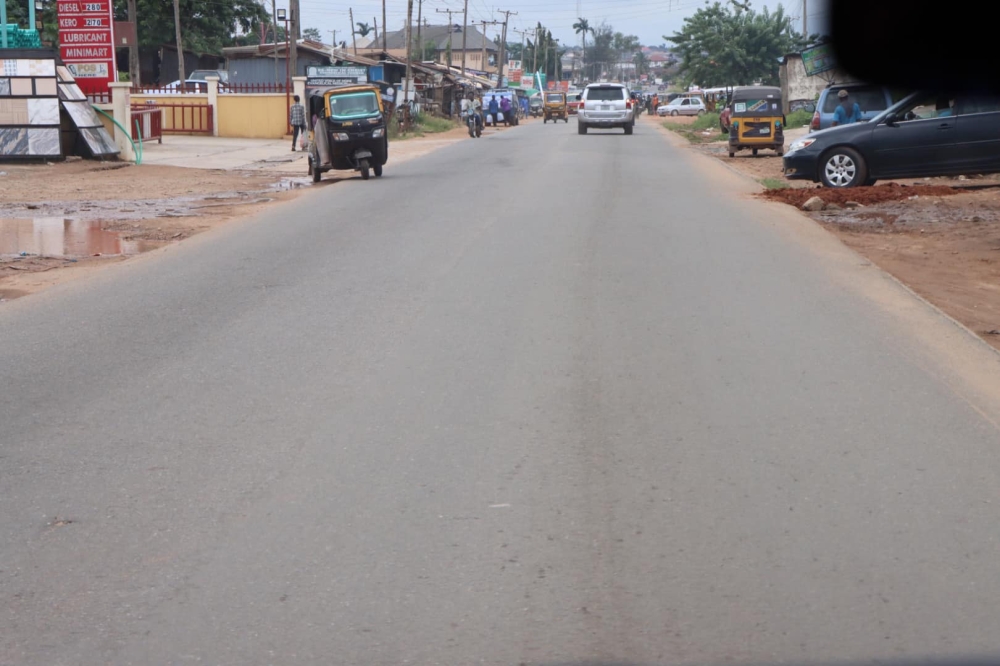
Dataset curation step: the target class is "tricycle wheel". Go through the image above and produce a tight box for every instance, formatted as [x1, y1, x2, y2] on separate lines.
[311, 157, 321, 183]
[374, 162, 383, 177]
[360, 159, 370, 180]
[728, 151, 735, 158]
[752, 148, 759, 156]
[543, 117, 547, 123]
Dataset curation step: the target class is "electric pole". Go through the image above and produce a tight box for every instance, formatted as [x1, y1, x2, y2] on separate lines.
[127, 0, 140, 86]
[349, 8, 358, 54]
[172, 0, 185, 83]
[403, 0, 414, 106]
[495, 10, 516, 87]
[436, 9, 455, 67]
[373, 17, 379, 44]
[533, 25, 538, 75]
[329, 30, 338, 59]
[512, 27, 527, 82]
[415, 0, 423, 62]
[272, 0, 279, 83]
[382, 0, 387, 50]
[289, 0, 300, 81]
[460, 0, 469, 74]
[802, 0, 807, 37]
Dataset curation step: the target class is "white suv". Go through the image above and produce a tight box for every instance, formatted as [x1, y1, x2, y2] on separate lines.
[577, 83, 635, 135]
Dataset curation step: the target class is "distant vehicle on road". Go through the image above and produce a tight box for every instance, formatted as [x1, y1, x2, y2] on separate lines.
[658, 96, 707, 116]
[810, 83, 894, 131]
[577, 82, 635, 135]
[784, 90, 997, 187]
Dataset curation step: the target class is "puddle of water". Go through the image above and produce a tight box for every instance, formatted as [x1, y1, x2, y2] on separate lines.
[272, 177, 311, 191]
[0, 218, 165, 259]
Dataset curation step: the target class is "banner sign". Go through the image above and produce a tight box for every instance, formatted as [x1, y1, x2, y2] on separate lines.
[801, 43, 836, 77]
[58, 0, 116, 95]
[307, 66, 368, 82]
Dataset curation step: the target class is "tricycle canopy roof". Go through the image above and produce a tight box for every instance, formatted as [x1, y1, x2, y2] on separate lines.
[730, 86, 782, 101]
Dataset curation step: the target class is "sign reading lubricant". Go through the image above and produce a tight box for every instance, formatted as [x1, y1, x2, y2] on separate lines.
[58, 0, 116, 95]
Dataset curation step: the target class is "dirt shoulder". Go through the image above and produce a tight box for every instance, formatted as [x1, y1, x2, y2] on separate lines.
[651, 114, 1000, 352]
[0, 128, 478, 302]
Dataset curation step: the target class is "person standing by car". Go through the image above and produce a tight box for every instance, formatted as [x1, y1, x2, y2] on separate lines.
[289, 95, 306, 152]
[488, 95, 499, 126]
[831, 89, 861, 126]
[500, 95, 512, 126]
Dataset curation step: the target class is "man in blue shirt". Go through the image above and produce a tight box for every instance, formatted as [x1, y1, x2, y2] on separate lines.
[831, 89, 861, 126]
[488, 95, 499, 126]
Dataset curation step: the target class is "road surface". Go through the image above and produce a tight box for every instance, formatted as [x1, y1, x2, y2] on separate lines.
[4, 118, 1000, 665]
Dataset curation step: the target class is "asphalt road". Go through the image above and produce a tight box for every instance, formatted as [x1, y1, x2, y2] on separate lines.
[4, 117, 1000, 666]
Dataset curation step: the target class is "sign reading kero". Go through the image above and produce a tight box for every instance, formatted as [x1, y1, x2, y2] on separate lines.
[58, 0, 116, 95]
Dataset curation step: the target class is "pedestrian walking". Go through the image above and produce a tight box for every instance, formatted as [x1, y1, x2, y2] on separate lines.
[289, 95, 306, 151]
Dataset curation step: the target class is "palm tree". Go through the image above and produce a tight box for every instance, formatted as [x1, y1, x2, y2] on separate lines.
[633, 51, 648, 79]
[572, 17, 592, 83]
[355, 22, 373, 38]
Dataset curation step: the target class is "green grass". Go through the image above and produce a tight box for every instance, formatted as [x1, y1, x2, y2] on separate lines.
[785, 109, 813, 128]
[760, 177, 789, 189]
[388, 113, 461, 140]
[662, 112, 728, 144]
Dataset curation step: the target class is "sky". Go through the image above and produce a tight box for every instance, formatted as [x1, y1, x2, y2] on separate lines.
[290, 0, 830, 52]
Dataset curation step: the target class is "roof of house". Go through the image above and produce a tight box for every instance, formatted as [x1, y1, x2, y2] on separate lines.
[222, 40, 376, 67]
[380, 24, 498, 52]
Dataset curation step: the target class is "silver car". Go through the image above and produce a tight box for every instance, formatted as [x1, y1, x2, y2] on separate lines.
[577, 83, 635, 135]
[657, 97, 707, 116]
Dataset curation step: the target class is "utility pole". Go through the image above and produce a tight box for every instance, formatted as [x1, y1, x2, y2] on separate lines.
[533, 25, 538, 75]
[495, 10, 516, 87]
[460, 0, 469, 74]
[329, 30, 338, 59]
[172, 0, 185, 84]
[382, 0, 387, 50]
[403, 0, 414, 107]
[127, 0, 140, 86]
[802, 0, 807, 37]
[373, 17, 379, 43]
[512, 27, 527, 80]
[349, 8, 358, 55]
[480, 21, 489, 75]
[272, 0, 279, 84]
[289, 0, 300, 81]
[436, 9, 455, 68]
[415, 0, 423, 61]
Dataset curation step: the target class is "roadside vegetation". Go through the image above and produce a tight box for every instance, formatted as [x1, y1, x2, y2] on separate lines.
[389, 113, 461, 140]
[785, 109, 813, 128]
[662, 111, 726, 143]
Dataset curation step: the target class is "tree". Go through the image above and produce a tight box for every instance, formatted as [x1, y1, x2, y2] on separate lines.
[572, 17, 591, 82]
[112, 0, 268, 53]
[633, 51, 649, 77]
[667, 0, 807, 87]
[354, 22, 373, 38]
[302, 27, 322, 41]
[587, 22, 614, 81]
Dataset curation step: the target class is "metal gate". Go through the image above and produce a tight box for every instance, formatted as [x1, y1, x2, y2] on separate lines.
[140, 102, 213, 135]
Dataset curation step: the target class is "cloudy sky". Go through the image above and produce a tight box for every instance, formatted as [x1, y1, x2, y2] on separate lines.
[292, 0, 829, 52]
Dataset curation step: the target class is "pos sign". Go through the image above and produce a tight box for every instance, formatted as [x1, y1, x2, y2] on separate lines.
[58, 0, 117, 95]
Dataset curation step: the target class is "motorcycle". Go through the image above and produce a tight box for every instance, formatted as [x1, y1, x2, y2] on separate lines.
[466, 112, 482, 138]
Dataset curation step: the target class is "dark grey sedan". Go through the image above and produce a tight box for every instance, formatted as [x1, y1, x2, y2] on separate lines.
[783, 91, 1000, 187]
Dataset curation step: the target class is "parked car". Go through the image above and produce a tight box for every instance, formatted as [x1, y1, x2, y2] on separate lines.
[783, 90, 1000, 188]
[577, 82, 635, 135]
[657, 96, 707, 116]
[188, 69, 230, 84]
[810, 83, 894, 131]
[153, 79, 231, 93]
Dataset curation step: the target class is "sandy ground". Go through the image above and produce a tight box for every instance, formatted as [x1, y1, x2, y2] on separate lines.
[0, 128, 477, 302]
[650, 114, 1000, 352]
